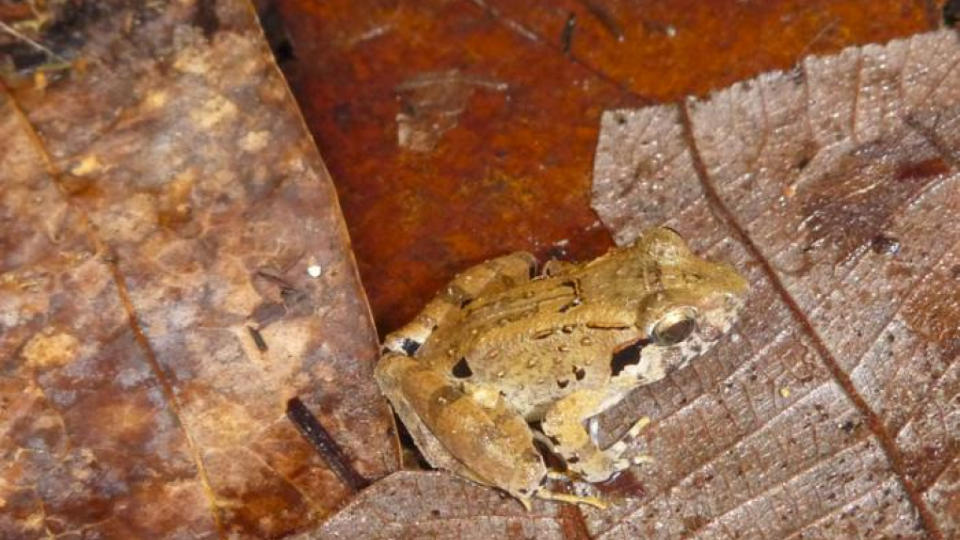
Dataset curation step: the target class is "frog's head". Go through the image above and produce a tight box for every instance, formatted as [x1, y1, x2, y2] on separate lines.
[620, 228, 749, 381]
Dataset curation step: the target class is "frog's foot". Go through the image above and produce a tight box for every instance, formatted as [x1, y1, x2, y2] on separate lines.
[534, 488, 608, 509]
[382, 251, 537, 356]
[592, 416, 655, 473]
[542, 391, 656, 483]
[542, 390, 619, 482]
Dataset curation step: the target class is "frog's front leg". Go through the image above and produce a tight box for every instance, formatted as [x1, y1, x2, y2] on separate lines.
[383, 251, 537, 355]
[541, 390, 649, 483]
[375, 353, 547, 505]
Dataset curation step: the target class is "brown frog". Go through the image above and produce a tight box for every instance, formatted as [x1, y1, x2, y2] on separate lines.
[376, 228, 748, 508]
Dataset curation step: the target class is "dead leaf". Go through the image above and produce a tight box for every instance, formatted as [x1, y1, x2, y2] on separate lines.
[591, 29, 958, 539]
[476, 0, 932, 102]
[1, 1, 395, 537]
[298, 28, 957, 539]
[3, 2, 954, 538]
[274, 0, 640, 335]
[272, 0, 933, 344]
[304, 471, 578, 540]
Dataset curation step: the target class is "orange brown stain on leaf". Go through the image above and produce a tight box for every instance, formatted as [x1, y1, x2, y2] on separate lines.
[896, 156, 952, 182]
[157, 171, 196, 230]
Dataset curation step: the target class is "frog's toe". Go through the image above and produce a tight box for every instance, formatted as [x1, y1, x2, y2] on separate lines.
[627, 416, 651, 437]
[600, 442, 653, 476]
[534, 488, 608, 509]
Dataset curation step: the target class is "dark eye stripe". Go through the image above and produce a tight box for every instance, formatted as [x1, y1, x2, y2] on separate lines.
[610, 338, 651, 376]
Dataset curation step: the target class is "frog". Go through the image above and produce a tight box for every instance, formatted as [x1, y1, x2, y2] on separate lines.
[375, 227, 749, 508]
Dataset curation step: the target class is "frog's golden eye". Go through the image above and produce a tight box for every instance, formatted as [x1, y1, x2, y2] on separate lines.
[652, 309, 697, 346]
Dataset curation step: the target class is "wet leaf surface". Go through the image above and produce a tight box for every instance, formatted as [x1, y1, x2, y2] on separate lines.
[1, 1, 394, 537]
[477, 0, 935, 101]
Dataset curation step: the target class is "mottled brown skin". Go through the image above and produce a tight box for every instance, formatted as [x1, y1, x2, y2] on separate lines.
[376, 228, 748, 507]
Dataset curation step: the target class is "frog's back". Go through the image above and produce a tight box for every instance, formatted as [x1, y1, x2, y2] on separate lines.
[418, 270, 644, 419]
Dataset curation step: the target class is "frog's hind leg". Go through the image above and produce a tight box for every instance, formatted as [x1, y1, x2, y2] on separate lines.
[375, 353, 480, 479]
[541, 390, 649, 483]
[383, 251, 537, 355]
[375, 352, 546, 505]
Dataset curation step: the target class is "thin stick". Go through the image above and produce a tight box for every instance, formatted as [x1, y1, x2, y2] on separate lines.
[0, 20, 65, 63]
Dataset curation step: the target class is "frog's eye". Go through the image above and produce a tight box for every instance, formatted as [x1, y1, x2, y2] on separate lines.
[652, 308, 697, 346]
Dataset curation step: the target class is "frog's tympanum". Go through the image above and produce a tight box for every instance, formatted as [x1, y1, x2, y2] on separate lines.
[376, 228, 748, 508]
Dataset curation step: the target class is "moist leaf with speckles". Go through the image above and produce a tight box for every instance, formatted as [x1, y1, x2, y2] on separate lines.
[0, 1, 395, 537]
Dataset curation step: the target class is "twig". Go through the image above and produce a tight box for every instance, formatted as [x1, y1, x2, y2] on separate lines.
[0, 19, 65, 63]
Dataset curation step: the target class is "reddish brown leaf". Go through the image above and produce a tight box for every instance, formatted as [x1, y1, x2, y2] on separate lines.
[274, 0, 641, 334]
[477, 0, 933, 101]
[591, 29, 958, 539]
[1, 1, 394, 537]
[274, 0, 932, 339]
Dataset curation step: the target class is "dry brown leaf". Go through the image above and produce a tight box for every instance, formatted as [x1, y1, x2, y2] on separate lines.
[302, 471, 584, 540]
[1, 1, 395, 537]
[590, 29, 959, 539]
